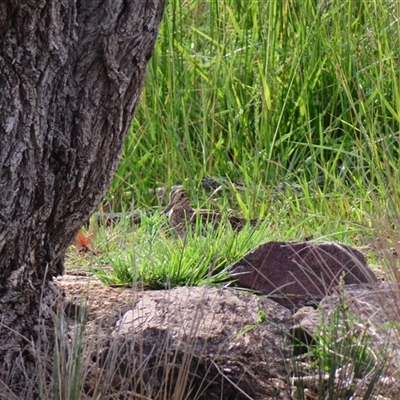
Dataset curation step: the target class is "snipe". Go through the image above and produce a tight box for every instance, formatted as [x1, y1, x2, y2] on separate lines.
[163, 188, 258, 239]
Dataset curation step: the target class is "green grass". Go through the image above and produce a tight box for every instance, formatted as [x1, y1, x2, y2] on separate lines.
[91, 0, 400, 286]
[107, 0, 399, 215]
[68, 185, 376, 289]
[74, 212, 271, 288]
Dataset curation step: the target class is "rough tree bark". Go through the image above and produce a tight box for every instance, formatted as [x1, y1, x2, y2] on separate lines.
[0, 0, 165, 394]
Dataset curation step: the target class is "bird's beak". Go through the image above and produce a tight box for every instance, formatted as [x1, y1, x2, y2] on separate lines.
[163, 204, 173, 216]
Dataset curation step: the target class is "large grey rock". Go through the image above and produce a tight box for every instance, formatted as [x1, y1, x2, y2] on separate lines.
[229, 241, 377, 309]
[102, 286, 293, 400]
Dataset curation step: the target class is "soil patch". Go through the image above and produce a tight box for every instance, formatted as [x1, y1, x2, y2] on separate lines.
[54, 274, 142, 341]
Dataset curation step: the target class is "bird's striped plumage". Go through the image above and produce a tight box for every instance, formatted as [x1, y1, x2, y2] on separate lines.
[163, 189, 258, 239]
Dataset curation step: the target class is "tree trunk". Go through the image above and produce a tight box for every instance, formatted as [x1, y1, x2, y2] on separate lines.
[0, 0, 165, 394]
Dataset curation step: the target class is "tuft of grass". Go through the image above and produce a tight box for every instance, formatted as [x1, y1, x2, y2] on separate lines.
[51, 301, 87, 400]
[89, 212, 273, 289]
[291, 298, 390, 399]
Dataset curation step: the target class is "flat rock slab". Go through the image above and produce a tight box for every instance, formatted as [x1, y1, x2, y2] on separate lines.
[229, 241, 378, 309]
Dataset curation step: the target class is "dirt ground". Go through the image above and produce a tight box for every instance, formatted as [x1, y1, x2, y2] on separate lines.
[54, 274, 143, 339]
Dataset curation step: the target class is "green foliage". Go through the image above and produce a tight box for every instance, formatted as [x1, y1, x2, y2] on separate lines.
[90, 213, 272, 288]
[67, 0, 400, 305]
[108, 0, 400, 215]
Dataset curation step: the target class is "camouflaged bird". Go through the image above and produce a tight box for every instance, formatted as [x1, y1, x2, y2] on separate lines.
[163, 188, 258, 239]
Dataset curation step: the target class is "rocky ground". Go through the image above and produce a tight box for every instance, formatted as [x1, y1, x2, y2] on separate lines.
[55, 269, 400, 399]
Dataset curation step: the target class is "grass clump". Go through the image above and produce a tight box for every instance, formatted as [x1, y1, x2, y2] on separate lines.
[291, 299, 390, 399]
[87, 212, 272, 289]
